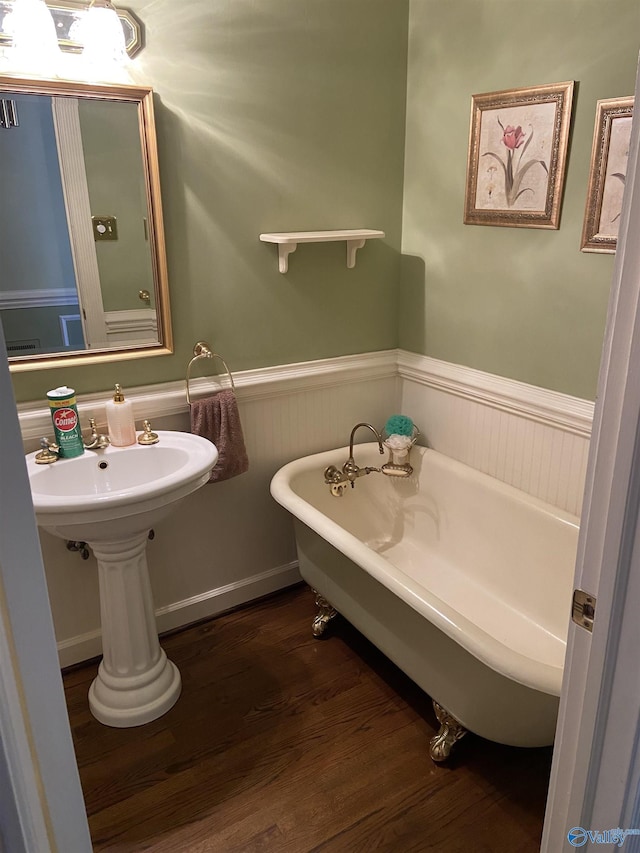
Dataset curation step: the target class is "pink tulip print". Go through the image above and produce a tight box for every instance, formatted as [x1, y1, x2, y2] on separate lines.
[502, 124, 526, 150]
[482, 117, 549, 207]
[466, 83, 573, 228]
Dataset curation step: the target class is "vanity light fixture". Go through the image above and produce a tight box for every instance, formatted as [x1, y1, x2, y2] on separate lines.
[0, 0, 143, 65]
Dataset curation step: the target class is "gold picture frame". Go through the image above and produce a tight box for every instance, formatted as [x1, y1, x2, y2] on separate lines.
[464, 81, 574, 229]
[581, 96, 634, 253]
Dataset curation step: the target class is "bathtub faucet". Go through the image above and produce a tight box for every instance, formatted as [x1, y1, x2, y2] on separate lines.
[346, 422, 384, 477]
[323, 423, 385, 495]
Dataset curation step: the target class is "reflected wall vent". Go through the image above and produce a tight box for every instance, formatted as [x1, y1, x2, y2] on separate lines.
[6, 339, 39, 354]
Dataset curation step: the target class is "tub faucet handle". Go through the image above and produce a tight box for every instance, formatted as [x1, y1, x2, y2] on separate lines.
[324, 464, 351, 496]
[324, 464, 344, 484]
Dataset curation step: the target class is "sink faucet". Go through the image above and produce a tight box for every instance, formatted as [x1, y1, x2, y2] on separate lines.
[324, 423, 385, 494]
[84, 418, 110, 451]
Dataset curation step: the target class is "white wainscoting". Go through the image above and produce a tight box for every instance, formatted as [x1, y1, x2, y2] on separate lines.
[22, 351, 399, 667]
[104, 309, 158, 344]
[0, 288, 79, 309]
[397, 351, 594, 517]
[18, 349, 592, 666]
[18, 349, 399, 444]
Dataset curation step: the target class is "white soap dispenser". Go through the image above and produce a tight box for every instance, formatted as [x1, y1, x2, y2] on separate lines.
[105, 384, 136, 447]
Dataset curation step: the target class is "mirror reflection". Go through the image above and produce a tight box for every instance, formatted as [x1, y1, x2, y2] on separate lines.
[0, 76, 172, 370]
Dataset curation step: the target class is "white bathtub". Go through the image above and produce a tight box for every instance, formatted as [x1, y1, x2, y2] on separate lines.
[271, 442, 579, 755]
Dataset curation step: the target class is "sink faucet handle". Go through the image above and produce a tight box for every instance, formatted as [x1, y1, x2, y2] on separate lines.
[35, 436, 60, 464]
[137, 420, 159, 445]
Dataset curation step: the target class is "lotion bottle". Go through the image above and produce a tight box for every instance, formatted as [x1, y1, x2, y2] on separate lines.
[106, 384, 136, 447]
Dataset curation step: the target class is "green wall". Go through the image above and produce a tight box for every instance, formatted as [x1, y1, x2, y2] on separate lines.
[401, 0, 640, 399]
[11, 0, 409, 402]
[9, 0, 640, 404]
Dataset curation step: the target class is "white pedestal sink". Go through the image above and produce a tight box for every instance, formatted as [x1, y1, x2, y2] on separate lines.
[25, 431, 218, 728]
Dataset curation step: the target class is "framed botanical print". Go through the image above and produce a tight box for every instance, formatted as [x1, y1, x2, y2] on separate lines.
[464, 81, 574, 229]
[581, 96, 634, 253]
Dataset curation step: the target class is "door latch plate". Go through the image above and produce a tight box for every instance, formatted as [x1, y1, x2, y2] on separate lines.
[572, 589, 596, 633]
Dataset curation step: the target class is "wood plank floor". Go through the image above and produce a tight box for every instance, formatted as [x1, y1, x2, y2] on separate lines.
[63, 584, 552, 852]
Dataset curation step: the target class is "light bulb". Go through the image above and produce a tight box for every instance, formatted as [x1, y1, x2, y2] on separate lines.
[4, 0, 61, 76]
[76, 0, 128, 82]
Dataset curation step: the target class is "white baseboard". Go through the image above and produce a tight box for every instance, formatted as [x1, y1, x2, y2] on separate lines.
[57, 561, 301, 669]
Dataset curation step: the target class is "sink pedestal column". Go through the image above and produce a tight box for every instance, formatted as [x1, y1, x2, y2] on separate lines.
[88, 531, 181, 728]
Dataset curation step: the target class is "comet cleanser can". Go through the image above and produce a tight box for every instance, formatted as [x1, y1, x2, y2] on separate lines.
[47, 386, 85, 458]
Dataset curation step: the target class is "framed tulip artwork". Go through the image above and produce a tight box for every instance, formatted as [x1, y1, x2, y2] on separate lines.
[464, 81, 575, 229]
[581, 96, 634, 253]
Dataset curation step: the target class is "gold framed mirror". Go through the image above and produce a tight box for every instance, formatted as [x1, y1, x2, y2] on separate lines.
[0, 75, 172, 372]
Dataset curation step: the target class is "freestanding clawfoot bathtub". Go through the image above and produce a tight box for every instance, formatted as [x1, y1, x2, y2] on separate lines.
[271, 442, 579, 761]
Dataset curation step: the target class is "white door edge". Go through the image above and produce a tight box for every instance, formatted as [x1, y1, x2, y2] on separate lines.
[542, 52, 640, 851]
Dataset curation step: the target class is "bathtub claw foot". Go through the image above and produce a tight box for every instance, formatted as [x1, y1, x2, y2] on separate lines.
[429, 701, 468, 762]
[311, 591, 337, 638]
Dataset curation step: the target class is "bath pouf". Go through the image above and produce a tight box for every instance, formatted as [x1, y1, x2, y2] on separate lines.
[384, 414, 414, 438]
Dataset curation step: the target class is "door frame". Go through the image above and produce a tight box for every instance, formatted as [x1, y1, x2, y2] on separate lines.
[0, 320, 91, 852]
[542, 54, 640, 850]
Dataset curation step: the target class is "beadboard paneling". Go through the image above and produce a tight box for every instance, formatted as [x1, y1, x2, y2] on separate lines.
[37, 366, 398, 667]
[398, 353, 592, 516]
[21, 349, 591, 665]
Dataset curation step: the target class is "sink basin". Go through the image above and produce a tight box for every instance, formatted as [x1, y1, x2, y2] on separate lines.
[26, 430, 218, 541]
[25, 430, 218, 729]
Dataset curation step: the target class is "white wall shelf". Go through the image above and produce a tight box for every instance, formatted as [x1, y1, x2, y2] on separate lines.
[259, 229, 385, 273]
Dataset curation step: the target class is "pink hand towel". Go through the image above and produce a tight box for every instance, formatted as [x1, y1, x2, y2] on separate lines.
[189, 389, 249, 483]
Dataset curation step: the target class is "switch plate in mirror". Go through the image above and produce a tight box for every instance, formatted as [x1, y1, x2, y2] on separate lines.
[92, 216, 118, 241]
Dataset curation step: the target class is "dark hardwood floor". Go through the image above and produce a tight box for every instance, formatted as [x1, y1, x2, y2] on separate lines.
[63, 584, 552, 852]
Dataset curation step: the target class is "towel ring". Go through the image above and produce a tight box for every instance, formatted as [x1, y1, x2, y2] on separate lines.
[186, 341, 236, 404]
